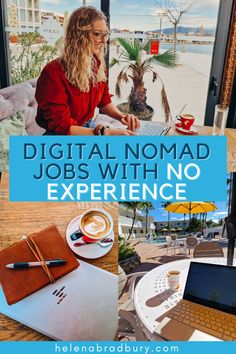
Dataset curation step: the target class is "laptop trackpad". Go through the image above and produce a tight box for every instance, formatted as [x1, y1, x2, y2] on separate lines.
[156, 318, 195, 341]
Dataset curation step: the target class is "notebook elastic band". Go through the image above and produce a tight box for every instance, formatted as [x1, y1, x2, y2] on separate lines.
[24, 235, 55, 283]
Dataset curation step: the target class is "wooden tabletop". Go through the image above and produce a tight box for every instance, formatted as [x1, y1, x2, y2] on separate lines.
[0, 172, 118, 341]
[167, 125, 236, 172]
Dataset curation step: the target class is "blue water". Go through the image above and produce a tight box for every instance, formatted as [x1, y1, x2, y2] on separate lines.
[144, 239, 166, 244]
[160, 43, 214, 56]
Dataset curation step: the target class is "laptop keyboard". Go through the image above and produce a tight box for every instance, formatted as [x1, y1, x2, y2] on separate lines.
[168, 300, 236, 340]
[137, 122, 169, 136]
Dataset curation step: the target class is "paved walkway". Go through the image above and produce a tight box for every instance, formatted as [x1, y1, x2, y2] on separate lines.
[128, 239, 233, 274]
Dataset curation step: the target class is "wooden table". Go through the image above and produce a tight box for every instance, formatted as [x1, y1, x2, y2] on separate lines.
[0, 172, 118, 341]
[168, 125, 236, 171]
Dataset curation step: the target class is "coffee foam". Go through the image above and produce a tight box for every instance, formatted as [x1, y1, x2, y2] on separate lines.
[81, 211, 110, 238]
[168, 271, 180, 276]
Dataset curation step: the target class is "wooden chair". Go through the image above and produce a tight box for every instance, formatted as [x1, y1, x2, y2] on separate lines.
[185, 236, 198, 256]
[118, 309, 148, 341]
[118, 265, 128, 299]
[118, 265, 148, 340]
[193, 241, 224, 258]
[170, 234, 177, 241]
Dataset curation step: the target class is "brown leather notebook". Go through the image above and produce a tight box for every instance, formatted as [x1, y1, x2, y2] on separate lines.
[0, 224, 79, 305]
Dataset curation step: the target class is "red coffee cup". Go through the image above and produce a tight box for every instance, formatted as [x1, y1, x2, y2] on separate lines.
[179, 114, 194, 130]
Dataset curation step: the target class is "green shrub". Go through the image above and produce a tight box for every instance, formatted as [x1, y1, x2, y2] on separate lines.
[10, 32, 59, 84]
[119, 241, 135, 261]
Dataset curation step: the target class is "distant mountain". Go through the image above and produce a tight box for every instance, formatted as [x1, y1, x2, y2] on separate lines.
[150, 26, 216, 35]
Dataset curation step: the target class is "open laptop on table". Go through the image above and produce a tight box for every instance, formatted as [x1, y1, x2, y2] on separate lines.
[136, 120, 171, 136]
[155, 262, 236, 341]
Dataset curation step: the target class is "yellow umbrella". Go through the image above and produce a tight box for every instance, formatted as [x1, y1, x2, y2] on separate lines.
[161, 228, 169, 232]
[165, 202, 218, 234]
[165, 202, 217, 214]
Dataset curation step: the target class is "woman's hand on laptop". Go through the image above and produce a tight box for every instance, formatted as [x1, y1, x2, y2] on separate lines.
[105, 128, 136, 136]
[101, 103, 140, 132]
[120, 113, 140, 132]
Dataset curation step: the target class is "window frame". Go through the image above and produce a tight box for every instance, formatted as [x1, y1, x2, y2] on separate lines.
[204, 0, 234, 126]
[0, 0, 10, 88]
[0, 0, 235, 129]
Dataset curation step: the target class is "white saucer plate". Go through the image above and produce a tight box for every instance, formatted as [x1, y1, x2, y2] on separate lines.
[175, 123, 199, 135]
[66, 215, 114, 259]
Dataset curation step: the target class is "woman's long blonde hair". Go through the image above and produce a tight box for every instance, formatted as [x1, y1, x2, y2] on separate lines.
[60, 6, 107, 92]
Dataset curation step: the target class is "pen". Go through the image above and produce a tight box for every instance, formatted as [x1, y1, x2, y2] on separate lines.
[6, 259, 67, 269]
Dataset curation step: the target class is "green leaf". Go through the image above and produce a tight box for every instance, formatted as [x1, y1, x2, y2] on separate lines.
[151, 48, 178, 68]
[116, 37, 142, 64]
[109, 57, 119, 68]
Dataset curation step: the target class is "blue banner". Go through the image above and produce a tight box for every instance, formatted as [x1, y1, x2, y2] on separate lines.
[0, 341, 235, 354]
[9, 136, 226, 202]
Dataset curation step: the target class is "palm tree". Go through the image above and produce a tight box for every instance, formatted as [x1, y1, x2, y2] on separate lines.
[142, 202, 154, 235]
[121, 202, 144, 240]
[110, 38, 177, 121]
[161, 201, 171, 230]
[183, 213, 186, 234]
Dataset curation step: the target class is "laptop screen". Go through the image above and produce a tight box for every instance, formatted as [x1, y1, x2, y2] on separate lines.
[183, 262, 236, 315]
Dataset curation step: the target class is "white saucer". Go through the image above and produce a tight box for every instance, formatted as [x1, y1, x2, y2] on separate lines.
[66, 215, 114, 259]
[175, 122, 199, 135]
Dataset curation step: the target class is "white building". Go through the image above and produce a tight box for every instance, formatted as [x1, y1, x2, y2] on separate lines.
[154, 220, 188, 231]
[41, 11, 65, 26]
[7, 0, 41, 31]
[118, 204, 155, 239]
[176, 34, 215, 45]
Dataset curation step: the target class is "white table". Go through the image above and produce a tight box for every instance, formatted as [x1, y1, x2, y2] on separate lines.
[134, 257, 236, 339]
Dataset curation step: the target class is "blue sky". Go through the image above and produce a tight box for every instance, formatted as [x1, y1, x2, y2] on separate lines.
[147, 201, 228, 223]
[41, 0, 220, 31]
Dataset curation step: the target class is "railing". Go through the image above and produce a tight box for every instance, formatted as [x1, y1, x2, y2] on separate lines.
[119, 216, 143, 228]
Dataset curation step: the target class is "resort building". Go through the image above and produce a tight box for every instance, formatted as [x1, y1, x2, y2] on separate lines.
[154, 220, 187, 232]
[6, 0, 41, 31]
[41, 11, 65, 26]
[118, 204, 155, 239]
[176, 34, 215, 45]
[111, 30, 146, 43]
[111, 30, 214, 46]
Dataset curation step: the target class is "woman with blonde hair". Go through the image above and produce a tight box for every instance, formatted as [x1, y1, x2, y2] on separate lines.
[35, 6, 140, 135]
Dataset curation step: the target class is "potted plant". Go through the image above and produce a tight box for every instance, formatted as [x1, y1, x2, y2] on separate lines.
[9, 34, 19, 44]
[110, 38, 177, 121]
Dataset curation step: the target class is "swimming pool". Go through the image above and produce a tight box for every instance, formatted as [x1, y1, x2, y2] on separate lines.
[144, 239, 166, 244]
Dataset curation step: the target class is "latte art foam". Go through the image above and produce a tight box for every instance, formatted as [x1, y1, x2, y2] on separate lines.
[81, 211, 111, 238]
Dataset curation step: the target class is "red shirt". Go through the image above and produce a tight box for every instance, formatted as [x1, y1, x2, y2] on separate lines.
[35, 59, 111, 134]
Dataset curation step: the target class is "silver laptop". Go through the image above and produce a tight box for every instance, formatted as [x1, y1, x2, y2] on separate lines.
[136, 120, 171, 136]
[155, 262, 236, 341]
[0, 260, 117, 341]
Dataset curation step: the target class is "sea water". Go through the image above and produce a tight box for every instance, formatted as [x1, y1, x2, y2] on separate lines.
[160, 43, 213, 56]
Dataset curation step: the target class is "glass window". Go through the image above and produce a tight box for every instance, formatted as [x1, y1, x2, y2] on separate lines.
[20, 9, 26, 22]
[34, 0, 39, 10]
[109, 0, 221, 126]
[4, 1, 101, 84]
[27, 0, 33, 9]
[27, 10, 33, 22]
[20, 0, 25, 7]
[34, 11, 39, 23]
